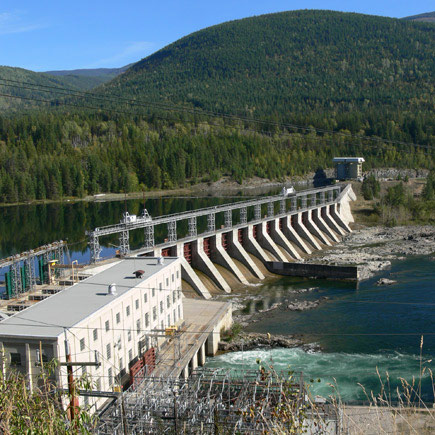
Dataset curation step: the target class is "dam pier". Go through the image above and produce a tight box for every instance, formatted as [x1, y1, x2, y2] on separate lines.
[87, 183, 357, 297]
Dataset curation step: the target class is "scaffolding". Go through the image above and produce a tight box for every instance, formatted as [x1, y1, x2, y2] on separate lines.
[97, 367, 338, 434]
[1, 241, 67, 298]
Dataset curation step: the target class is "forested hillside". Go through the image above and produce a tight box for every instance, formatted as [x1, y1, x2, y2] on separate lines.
[0, 10, 434, 204]
[0, 65, 126, 112]
[99, 10, 434, 134]
[0, 113, 431, 204]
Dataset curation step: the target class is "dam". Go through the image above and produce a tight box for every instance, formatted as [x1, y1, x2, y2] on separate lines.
[87, 183, 356, 298]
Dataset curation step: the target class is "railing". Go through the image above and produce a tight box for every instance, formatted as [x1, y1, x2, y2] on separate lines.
[87, 184, 344, 263]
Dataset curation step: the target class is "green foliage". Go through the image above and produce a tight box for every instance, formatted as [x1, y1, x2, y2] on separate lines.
[0, 11, 434, 204]
[98, 10, 435, 145]
[422, 168, 435, 200]
[384, 182, 407, 206]
[0, 66, 117, 113]
[0, 112, 433, 205]
[362, 175, 381, 200]
[0, 362, 97, 434]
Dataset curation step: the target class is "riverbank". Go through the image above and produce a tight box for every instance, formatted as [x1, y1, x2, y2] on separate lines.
[214, 224, 435, 350]
[306, 225, 435, 280]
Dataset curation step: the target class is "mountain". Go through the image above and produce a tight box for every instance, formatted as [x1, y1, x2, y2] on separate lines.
[97, 10, 434, 123]
[0, 66, 83, 112]
[0, 64, 131, 111]
[45, 65, 131, 78]
[43, 65, 132, 89]
[402, 12, 435, 23]
[0, 10, 433, 205]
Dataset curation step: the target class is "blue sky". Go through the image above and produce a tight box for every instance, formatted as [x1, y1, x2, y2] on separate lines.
[0, 1, 433, 71]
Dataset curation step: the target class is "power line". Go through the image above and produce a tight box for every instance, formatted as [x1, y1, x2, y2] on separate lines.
[5, 315, 435, 337]
[0, 78, 433, 152]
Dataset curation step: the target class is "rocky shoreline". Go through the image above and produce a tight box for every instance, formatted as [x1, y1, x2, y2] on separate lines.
[217, 225, 434, 353]
[218, 332, 319, 353]
[306, 225, 435, 280]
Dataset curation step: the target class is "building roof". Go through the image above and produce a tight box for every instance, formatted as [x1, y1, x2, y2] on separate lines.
[0, 257, 177, 339]
[332, 157, 365, 163]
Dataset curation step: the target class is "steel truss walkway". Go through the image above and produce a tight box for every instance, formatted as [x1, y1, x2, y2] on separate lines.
[87, 185, 343, 263]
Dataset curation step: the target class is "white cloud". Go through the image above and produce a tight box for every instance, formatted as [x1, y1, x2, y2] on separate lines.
[0, 11, 46, 35]
[87, 41, 156, 68]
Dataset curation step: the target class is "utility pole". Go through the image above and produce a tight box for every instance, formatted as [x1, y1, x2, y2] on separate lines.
[64, 329, 77, 422]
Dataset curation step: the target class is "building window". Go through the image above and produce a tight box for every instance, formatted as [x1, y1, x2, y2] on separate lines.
[161, 321, 164, 329]
[128, 330, 132, 342]
[136, 319, 141, 333]
[135, 299, 139, 310]
[173, 292, 176, 303]
[96, 378, 101, 390]
[105, 320, 110, 331]
[178, 305, 181, 319]
[126, 306, 130, 317]
[108, 368, 113, 386]
[93, 329, 98, 341]
[116, 312, 120, 324]
[160, 301, 163, 314]
[166, 278, 169, 287]
[152, 288, 155, 297]
[167, 295, 170, 308]
[172, 273, 174, 283]
[80, 338, 85, 351]
[173, 309, 176, 322]
[159, 283, 162, 291]
[10, 352, 21, 366]
[176, 270, 179, 280]
[106, 343, 111, 359]
[153, 307, 157, 321]
[144, 293, 148, 303]
[145, 313, 150, 327]
[119, 357, 123, 369]
[167, 314, 170, 326]
[178, 290, 181, 300]
[128, 349, 133, 362]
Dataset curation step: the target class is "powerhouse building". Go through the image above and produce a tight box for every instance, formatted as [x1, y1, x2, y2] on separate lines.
[0, 257, 182, 411]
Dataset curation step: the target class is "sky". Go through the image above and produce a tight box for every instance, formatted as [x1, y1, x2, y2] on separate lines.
[0, 0, 433, 71]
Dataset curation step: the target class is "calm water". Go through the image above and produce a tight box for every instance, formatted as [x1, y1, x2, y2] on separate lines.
[206, 256, 435, 402]
[0, 186, 284, 290]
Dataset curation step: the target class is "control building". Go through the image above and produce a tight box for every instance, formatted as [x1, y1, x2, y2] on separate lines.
[0, 257, 182, 411]
[333, 157, 365, 180]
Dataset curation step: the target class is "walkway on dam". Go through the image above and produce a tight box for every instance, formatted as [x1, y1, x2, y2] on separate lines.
[150, 299, 231, 379]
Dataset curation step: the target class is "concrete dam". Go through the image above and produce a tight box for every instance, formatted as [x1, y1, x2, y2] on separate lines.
[87, 184, 357, 298]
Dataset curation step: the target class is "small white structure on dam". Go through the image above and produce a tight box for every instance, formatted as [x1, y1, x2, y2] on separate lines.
[333, 157, 365, 180]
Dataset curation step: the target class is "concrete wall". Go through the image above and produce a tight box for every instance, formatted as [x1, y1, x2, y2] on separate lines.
[265, 261, 358, 281]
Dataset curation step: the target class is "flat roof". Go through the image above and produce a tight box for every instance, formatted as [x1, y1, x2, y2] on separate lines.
[0, 257, 177, 339]
[333, 157, 365, 163]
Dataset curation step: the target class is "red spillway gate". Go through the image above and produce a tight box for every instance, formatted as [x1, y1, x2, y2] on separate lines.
[253, 225, 258, 240]
[203, 237, 211, 258]
[238, 228, 244, 244]
[184, 243, 192, 264]
[221, 233, 229, 251]
[161, 248, 171, 257]
[266, 221, 272, 235]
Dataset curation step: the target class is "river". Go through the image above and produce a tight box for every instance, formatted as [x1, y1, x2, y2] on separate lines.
[205, 256, 435, 403]
[1, 189, 433, 403]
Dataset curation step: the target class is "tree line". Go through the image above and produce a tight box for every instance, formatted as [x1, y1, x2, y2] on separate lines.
[0, 112, 432, 204]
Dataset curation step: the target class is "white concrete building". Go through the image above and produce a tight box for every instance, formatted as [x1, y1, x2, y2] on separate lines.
[0, 257, 182, 410]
